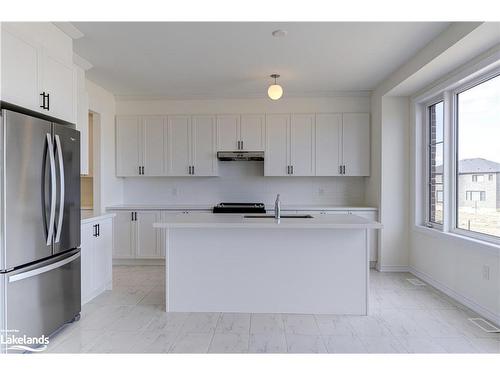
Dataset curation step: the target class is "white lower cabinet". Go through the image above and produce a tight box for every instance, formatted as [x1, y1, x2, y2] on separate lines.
[111, 210, 164, 259]
[81, 217, 113, 305]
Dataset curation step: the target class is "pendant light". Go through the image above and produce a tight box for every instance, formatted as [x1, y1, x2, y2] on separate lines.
[268, 74, 283, 100]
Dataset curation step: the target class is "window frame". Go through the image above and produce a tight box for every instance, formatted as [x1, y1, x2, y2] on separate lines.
[451, 70, 500, 244]
[424, 95, 445, 230]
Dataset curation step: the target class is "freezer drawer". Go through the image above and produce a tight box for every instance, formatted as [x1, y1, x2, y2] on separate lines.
[1, 250, 81, 351]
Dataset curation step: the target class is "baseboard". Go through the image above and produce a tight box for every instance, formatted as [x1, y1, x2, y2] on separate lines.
[113, 258, 165, 266]
[377, 265, 410, 272]
[409, 266, 500, 326]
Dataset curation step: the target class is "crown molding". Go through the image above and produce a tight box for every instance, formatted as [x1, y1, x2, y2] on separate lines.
[114, 90, 372, 101]
[73, 53, 93, 71]
[53, 22, 84, 40]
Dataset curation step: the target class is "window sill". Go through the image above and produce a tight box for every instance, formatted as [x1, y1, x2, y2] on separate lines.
[413, 225, 500, 255]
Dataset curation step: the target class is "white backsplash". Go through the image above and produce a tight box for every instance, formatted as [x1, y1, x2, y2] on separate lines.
[122, 162, 367, 206]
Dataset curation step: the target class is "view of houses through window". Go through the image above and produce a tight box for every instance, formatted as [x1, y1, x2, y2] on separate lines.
[456, 74, 500, 238]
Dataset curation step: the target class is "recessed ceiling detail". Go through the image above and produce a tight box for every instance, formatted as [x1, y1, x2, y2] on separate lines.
[72, 22, 451, 99]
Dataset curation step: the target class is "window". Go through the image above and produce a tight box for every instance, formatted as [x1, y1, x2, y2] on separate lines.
[465, 191, 486, 201]
[427, 100, 444, 226]
[456, 74, 500, 239]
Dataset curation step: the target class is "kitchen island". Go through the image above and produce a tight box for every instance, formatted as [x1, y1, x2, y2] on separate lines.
[154, 213, 382, 315]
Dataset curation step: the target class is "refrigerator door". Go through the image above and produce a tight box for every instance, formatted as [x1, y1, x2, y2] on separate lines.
[53, 123, 81, 255]
[2, 110, 54, 270]
[1, 249, 81, 349]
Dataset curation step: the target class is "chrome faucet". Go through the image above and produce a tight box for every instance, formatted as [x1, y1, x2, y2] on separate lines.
[274, 194, 281, 219]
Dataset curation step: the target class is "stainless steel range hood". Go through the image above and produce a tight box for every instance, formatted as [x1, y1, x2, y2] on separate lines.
[217, 151, 264, 161]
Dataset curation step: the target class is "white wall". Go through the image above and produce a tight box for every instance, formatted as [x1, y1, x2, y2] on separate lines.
[116, 96, 372, 207]
[370, 22, 500, 323]
[86, 80, 123, 213]
[378, 97, 410, 270]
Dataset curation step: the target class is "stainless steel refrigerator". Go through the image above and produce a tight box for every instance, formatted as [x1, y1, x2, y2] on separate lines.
[0, 105, 81, 353]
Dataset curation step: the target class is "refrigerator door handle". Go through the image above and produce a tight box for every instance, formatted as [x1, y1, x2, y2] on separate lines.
[8, 252, 80, 283]
[54, 134, 65, 243]
[46, 134, 56, 246]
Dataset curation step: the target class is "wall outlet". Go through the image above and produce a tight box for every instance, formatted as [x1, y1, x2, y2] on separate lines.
[482, 265, 490, 281]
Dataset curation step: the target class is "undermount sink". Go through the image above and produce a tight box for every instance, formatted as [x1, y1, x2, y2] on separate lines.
[243, 214, 314, 219]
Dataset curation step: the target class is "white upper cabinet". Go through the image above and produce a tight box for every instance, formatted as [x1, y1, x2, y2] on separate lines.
[142, 116, 165, 176]
[40, 52, 75, 123]
[240, 114, 265, 151]
[167, 115, 192, 176]
[0, 23, 75, 123]
[217, 114, 265, 151]
[316, 113, 342, 176]
[265, 114, 289, 176]
[116, 116, 141, 176]
[217, 115, 240, 151]
[192, 115, 217, 176]
[1, 28, 40, 112]
[290, 114, 315, 176]
[342, 113, 370, 176]
[115, 111, 369, 178]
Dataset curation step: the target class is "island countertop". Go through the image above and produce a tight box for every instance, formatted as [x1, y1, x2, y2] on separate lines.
[153, 212, 382, 229]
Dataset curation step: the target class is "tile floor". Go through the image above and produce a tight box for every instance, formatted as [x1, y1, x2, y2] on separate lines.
[44, 266, 500, 353]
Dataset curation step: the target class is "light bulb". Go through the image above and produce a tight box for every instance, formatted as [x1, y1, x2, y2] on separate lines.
[268, 84, 283, 100]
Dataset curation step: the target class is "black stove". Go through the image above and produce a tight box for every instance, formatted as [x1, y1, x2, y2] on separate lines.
[213, 202, 266, 214]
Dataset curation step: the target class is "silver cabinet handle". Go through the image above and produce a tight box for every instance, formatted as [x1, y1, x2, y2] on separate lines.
[46, 134, 56, 246]
[54, 135, 64, 243]
[9, 252, 80, 283]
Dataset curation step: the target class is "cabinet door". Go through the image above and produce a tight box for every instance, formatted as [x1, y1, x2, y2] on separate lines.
[265, 114, 289, 176]
[136, 211, 162, 259]
[116, 116, 141, 176]
[217, 115, 239, 151]
[1, 29, 40, 112]
[94, 218, 113, 290]
[80, 222, 95, 304]
[143, 116, 165, 176]
[290, 114, 315, 176]
[167, 115, 191, 176]
[41, 53, 75, 122]
[112, 211, 135, 258]
[342, 113, 370, 176]
[240, 114, 265, 150]
[192, 115, 217, 176]
[315, 113, 342, 176]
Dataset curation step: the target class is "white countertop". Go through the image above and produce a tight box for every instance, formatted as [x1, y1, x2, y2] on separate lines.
[153, 212, 382, 229]
[106, 204, 377, 212]
[81, 210, 116, 224]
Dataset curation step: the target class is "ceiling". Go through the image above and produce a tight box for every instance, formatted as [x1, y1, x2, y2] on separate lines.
[72, 22, 451, 99]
